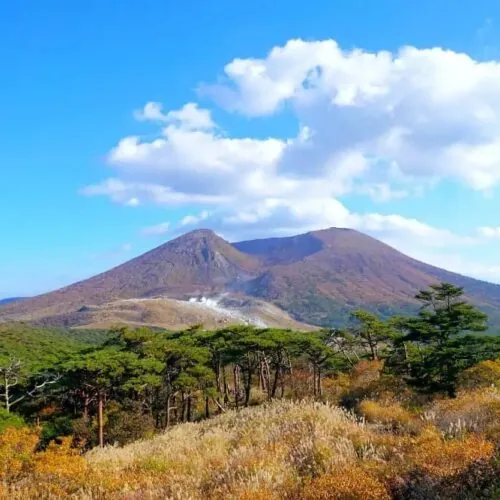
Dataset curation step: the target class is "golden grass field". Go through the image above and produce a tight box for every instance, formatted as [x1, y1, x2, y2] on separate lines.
[1, 373, 499, 499]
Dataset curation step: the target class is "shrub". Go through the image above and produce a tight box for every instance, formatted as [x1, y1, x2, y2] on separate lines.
[300, 465, 390, 499]
[0, 409, 24, 433]
[350, 360, 385, 388]
[359, 400, 415, 432]
[0, 427, 38, 482]
[458, 360, 500, 390]
[424, 388, 500, 440]
[410, 429, 494, 478]
[341, 373, 414, 410]
[105, 404, 156, 446]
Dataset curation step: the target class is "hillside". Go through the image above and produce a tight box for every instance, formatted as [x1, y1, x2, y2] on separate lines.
[236, 228, 500, 326]
[31, 296, 313, 331]
[0, 297, 26, 306]
[3, 227, 500, 328]
[3, 392, 500, 499]
[0, 323, 92, 372]
[0, 230, 260, 324]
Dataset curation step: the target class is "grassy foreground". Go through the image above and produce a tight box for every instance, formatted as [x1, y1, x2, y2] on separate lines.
[2, 385, 499, 499]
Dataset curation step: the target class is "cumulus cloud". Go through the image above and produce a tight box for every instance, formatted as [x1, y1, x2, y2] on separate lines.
[83, 38, 500, 275]
[478, 226, 500, 238]
[204, 39, 500, 191]
[180, 210, 210, 226]
[134, 102, 215, 130]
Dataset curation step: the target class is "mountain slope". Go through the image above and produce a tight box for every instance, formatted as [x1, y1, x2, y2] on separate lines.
[236, 228, 500, 325]
[30, 296, 313, 331]
[0, 229, 260, 322]
[3, 227, 500, 329]
[0, 297, 26, 305]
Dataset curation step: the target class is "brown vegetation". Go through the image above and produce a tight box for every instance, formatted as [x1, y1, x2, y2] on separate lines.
[0, 362, 498, 499]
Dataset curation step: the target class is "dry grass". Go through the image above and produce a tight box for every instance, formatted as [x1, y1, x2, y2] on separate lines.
[0, 391, 499, 499]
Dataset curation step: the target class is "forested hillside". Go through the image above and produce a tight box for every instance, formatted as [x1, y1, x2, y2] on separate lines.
[0, 283, 499, 498]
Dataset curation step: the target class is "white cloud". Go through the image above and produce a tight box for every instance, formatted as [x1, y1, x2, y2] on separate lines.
[133, 102, 167, 122]
[205, 39, 500, 191]
[180, 210, 210, 226]
[83, 38, 500, 277]
[134, 102, 215, 130]
[141, 222, 171, 236]
[81, 178, 230, 206]
[478, 226, 500, 238]
[164, 102, 215, 130]
[125, 197, 140, 207]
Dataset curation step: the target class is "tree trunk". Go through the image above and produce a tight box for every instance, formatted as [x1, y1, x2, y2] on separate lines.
[172, 395, 178, 424]
[233, 365, 240, 409]
[180, 392, 186, 422]
[186, 395, 192, 422]
[4, 384, 9, 413]
[165, 394, 172, 429]
[223, 366, 229, 406]
[98, 394, 104, 448]
[83, 395, 89, 422]
[271, 366, 281, 398]
[244, 370, 252, 407]
[3, 373, 11, 413]
[216, 359, 222, 393]
[205, 396, 210, 419]
[368, 335, 378, 361]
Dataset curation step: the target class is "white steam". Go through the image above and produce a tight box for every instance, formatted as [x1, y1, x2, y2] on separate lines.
[187, 295, 267, 327]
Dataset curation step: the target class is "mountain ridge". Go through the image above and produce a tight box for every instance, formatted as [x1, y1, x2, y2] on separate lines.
[0, 297, 27, 306]
[2, 227, 500, 328]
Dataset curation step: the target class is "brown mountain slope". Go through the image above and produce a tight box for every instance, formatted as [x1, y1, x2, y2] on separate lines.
[235, 228, 500, 326]
[0, 229, 260, 322]
[3, 227, 500, 329]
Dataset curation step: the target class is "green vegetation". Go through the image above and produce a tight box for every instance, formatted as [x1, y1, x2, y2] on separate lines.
[0, 323, 88, 372]
[0, 282, 499, 498]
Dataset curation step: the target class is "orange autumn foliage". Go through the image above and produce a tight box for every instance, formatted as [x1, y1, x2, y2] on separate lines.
[300, 465, 390, 500]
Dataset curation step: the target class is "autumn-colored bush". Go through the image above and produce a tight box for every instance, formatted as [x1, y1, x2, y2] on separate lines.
[300, 465, 390, 500]
[410, 427, 494, 477]
[0, 392, 499, 499]
[0, 427, 38, 482]
[359, 400, 415, 432]
[458, 359, 500, 390]
[105, 401, 156, 445]
[350, 359, 385, 388]
[341, 372, 415, 410]
[424, 387, 500, 441]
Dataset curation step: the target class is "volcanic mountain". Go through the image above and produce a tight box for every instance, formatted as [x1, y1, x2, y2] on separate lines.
[2, 227, 500, 329]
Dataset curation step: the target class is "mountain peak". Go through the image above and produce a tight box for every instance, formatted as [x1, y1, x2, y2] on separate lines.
[181, 228, 218, 239]
[4, 226, 500, 330]
[165, 228, 230, 253]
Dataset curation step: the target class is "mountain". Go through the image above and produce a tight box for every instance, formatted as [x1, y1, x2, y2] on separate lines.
[0, 230, 259, 323]
[0, 297, 26, 305]
[2, 227, 500, 329]
[235, 228, 500, 325]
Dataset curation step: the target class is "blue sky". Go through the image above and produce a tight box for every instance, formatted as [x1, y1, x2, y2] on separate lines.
[2, 0, 500, 297]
